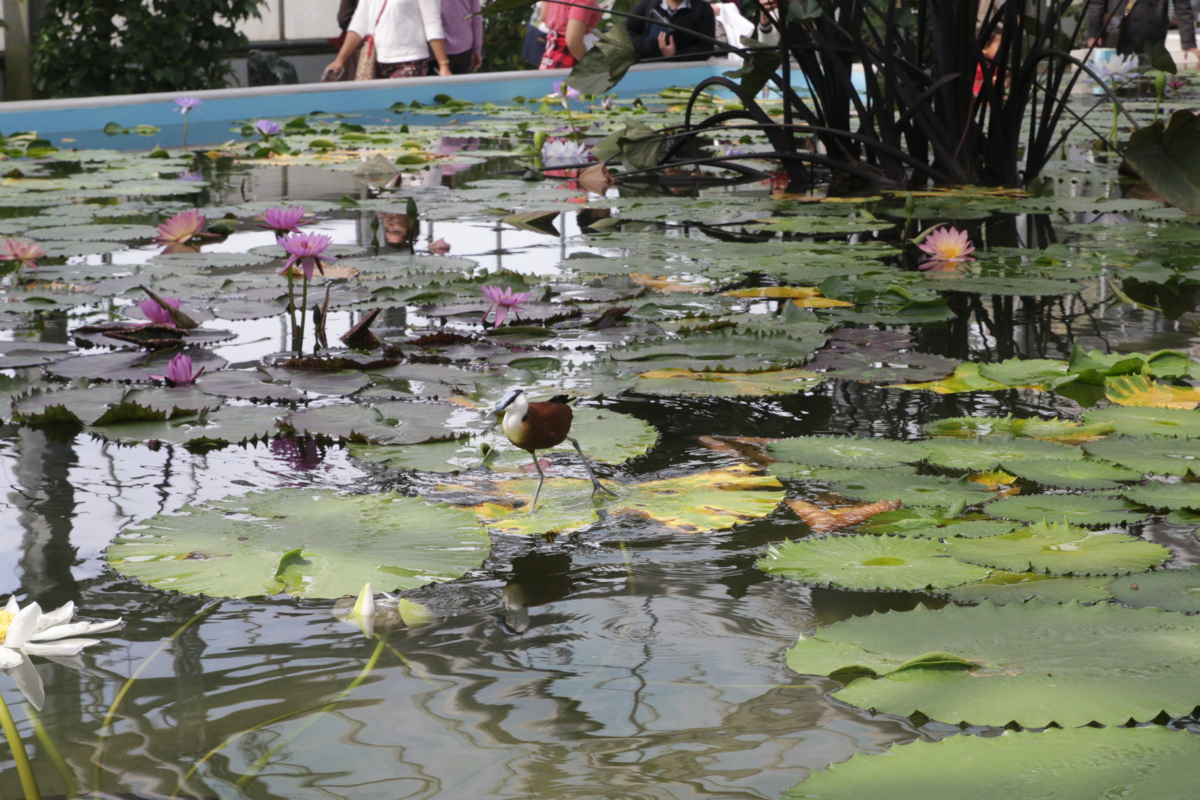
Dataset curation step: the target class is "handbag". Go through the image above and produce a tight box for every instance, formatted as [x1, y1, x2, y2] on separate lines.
[355, 0, 389, 80]
[523, 23, 547, 66]
[1100, 0, 1137, 49]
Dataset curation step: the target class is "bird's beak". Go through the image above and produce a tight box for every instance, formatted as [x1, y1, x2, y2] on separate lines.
[487, 389, 521, 417]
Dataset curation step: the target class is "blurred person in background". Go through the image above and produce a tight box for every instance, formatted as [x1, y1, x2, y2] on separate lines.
[431, 0, 483, 74]
[626, 0, 717, 60]
[539, 0, 602, 68]
[325, 0, 454, 79]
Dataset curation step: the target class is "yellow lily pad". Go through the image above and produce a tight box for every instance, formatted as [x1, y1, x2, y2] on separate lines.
[1105, 374, 1200, 409]
[633, 367, 822, 397]
[889, 362, 1006, 394]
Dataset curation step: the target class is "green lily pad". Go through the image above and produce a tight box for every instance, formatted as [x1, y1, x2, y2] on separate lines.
[447, 465, 783, 536]
[945, 572, 1111, 605]
[787, 727, 1199, 800]
[1123, 481, 1200, 511]
[785, 600, 1200, 726]
[922, 437, 1081, 471]
[107, 490, 489, 598]
[860, 510, 1018, 539]
[1108, 565, 1200, 612]
[767, 436, 928, 470]
[1083, 436, 1200, 476]
[630, 367, 823, 397]
[923, 416, 1114, 444]
[944, 520, 1169, 575]
[1002, 459, 1141, 490]
[798, 467, 999, 507]
[983, 493, 1147, 527]
[88, 406, 284, 446]
[1081, 405, 1200, 438]
[758, 535, 991, 591]
[284, 403, 461, 445]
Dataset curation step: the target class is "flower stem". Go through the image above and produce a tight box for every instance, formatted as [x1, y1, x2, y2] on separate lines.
[92, 602, 218, 792]
[26, 705, 76, 798]
[298, 275, 310, 355]
[182, 112, 190, 151]
[220, 636, 386, 799]
[285, 270, 299, 350]
[1108, 80, 1120, 150]
[0, 688, 42, 800]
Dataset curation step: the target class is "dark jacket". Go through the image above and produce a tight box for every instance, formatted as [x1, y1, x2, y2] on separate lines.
[1085, 0, 1196, 52]
[627, 0, 718, 61]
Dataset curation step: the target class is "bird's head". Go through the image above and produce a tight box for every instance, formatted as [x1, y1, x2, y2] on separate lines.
[487, 388, 526, 418]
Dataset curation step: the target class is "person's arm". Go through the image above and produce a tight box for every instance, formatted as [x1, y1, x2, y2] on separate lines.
[471, 0, 484, 70]
[1173, 0, 1200, 57]
[565, 17, 590, 59]
[326, 0, 370, 76]
[417, 0, 451, 74]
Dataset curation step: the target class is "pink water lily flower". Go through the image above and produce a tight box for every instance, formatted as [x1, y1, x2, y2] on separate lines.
[429, 238, 451, 255]
[917, 227, 975, 262]
[138, 296, 181, 325]
[156, 209, 216, 245]
[481, 285, 531, 327]
[0, 238, 48, 271]
[149, 352, 204, 386]
[279, 232, 334, 282]
[258, 206, 311, 237]
[174, 97, 203, 113]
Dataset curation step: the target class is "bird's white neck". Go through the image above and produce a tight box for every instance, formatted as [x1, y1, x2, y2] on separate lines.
[501, 392, 529, 441]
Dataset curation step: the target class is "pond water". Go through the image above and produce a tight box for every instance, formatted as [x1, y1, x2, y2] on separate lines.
[3, 86, 1200, 800]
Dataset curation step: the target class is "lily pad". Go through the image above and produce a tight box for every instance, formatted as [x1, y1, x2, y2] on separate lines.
[88, 406, 284, 447]
[785, 600, 1200, 726]
[107, 490, 489, 598]
[983, 493, 1146, 527]
[1107, 565, 1200, 612]
[787, 727, 1199, 800]
[799, 467, 999, 507]
[447, 465, 784, 536]
[922, 437, 1082, 471]
[1081, 405, 1200, 438]
[1002, 458, 1141, 490]
[631, 367, 823, 397]
[1083, 436, 1200, 477]
[945, 572, 1111, 605]
[758, 536, 991, 591]
[860, 510, 1018, 539]
[1122, 481, 1200, 511]
[767, 436, 928, 470]
[944, 520, 1169, 576]
[284, 403, 461, 445]
[924, 416, 1114, 444]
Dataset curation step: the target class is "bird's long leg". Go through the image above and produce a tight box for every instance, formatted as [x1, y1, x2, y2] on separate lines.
[567, 436, 617, 499]
[529, 451, 546, 513]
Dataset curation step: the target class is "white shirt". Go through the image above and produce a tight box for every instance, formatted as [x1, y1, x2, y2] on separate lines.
[349, 0, 445, 64]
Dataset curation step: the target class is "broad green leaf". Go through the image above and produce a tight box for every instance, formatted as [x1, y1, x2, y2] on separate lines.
[976, 358, 1070, 387]
[1081, 405, 1200, 438]
[108, 490, 489, 598]
[566, 23, 639, 95]
[767, 436, 928, 469]
[861, 510, 1017, 539]
[1123, 109, 1200, 215]
[888, 362, 1005, 393]
[758, 536, 991, 591]
[802, 467, 999, 507]
[946, 572, 1111, 605]
[1001, 458, 1140, 490]
[787, 727, 1199, 800]
[1108, 565, 1200, 612]
[944, 520, 1168, 575]
[983, 493, 1146, 527]
[1083, 435, 1200, 476]
[922, 437, 1081, 471]
[1123, 481, 1200, 511]
[88, 406, 283, 447]
[786, 600, 1200, 726]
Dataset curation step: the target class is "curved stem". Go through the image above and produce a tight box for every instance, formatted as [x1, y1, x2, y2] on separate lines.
[220, 636, 386, 800]
[298, 275, 310, 356]
[92, 603, 219, 792]
[0, 688, 42, 800]
[26, 705, 76, 798]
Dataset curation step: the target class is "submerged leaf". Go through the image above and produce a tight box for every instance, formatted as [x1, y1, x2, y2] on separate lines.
[768, 436, 928, 469]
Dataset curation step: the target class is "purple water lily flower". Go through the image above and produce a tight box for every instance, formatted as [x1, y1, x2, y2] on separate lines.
[481, 285, 531, 327]
[258, 206, 311, 237]
[254, 119, 281, 138]
[149, 353, 204, 386]
[551, 80, 581, 108]
[177, 171, 205, 182]
[174, 97, 202, 113]
[139, 296, 181, 325]
[279, 232, 334, 282]
[156, 209, 217, 245]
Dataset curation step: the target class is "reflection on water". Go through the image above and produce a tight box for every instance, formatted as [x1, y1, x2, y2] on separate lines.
[4, 149, 1200, 799]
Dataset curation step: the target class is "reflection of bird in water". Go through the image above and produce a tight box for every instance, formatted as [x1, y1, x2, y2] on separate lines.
[499, 553, 574, 633]
[488, 389, 616, 512]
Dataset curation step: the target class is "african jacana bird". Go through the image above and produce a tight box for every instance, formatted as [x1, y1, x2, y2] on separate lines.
[489, 389, 617, 512]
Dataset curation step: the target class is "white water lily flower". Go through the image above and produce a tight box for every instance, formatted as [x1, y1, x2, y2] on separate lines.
[541, 139, 591, 168]
[0, 597, 123, 669]
[0, 597, 122, 710]
[1087, 51, 1139, 84]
